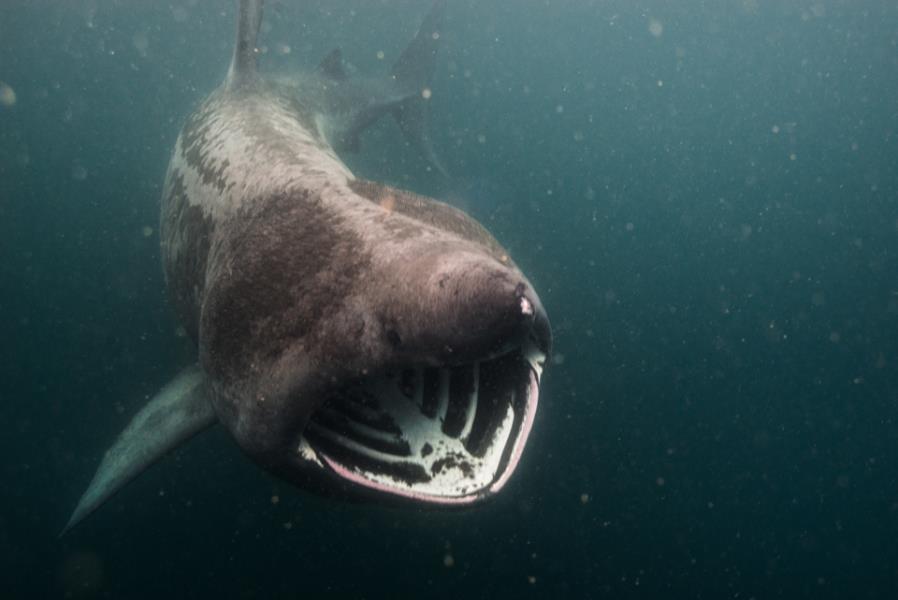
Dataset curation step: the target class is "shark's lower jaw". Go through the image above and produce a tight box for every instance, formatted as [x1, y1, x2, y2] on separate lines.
[297, 343, 546, 504]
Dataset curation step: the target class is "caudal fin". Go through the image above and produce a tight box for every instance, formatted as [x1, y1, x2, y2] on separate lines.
[390, 0, 448, 176]
[390, 0, 445, 94]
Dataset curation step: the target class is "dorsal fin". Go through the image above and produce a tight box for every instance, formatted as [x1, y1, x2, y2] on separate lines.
[318, 48, 347, 80]
[227, 0, 265, 88]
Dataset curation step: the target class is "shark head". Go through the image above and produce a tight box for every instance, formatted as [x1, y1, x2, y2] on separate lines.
[202, 180, 552, 506]
[296, 235, 551, 504]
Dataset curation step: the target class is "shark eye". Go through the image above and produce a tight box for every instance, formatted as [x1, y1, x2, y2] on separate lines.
[386, 329, 402, 347]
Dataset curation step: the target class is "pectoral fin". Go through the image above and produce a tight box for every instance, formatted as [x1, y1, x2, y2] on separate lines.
[60, 365, 216, 536]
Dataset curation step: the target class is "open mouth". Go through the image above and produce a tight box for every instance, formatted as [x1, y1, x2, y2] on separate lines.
[297, 342, 546, 504]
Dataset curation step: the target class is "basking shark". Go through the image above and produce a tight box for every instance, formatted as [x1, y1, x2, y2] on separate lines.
[62, 0, 551, 535]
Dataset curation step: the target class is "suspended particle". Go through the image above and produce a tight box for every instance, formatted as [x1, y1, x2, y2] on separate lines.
[0, 82, 16, 107]
[132, 31, 149, 57]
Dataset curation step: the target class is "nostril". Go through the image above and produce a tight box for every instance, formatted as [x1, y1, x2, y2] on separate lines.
[386, 329, 402, 348]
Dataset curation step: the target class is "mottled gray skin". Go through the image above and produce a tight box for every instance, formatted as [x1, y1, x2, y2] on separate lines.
[59, 0, 551, 535]
[159, 78, 547, 480]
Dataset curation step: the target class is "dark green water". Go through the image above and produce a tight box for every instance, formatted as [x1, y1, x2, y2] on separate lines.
[2, 1, 897, 598]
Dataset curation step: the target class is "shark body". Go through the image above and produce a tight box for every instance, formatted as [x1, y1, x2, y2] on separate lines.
[63, 0, 551, 535]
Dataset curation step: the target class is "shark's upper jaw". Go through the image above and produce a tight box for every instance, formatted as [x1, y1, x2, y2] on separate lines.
[296, 340, 546, 504]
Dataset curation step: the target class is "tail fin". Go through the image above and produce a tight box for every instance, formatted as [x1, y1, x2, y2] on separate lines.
[322, 1, 448, 176]
[391, 0, 445, 93]
[226, 0, 265, 89]
[390, 0, 448, 176]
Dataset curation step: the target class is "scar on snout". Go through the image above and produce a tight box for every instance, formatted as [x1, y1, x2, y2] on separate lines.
[378, 194, 396, 213]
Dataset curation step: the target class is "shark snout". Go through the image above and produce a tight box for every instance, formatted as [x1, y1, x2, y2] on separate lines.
[514, 281, 552, 358]
[478, 276, 551, 363]
[378, 248, 551, 369]
[429, 258, 551, 364]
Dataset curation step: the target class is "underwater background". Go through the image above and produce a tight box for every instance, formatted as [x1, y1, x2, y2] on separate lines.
[1, 0, 897, 598]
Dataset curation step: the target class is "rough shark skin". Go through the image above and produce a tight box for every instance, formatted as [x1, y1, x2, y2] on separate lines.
[62, 0, 551, 534]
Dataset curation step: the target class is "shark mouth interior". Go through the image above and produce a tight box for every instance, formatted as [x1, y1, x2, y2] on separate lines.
[298, 344, 545, 504]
